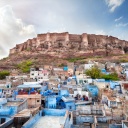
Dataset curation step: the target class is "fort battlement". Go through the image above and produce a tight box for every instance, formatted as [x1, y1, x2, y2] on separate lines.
[9, 32, 128, 56]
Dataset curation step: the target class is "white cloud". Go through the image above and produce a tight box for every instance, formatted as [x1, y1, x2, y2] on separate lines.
[95, 30, 106, 35]
[115, 16, 123, 22]
[116, 23, 128, 27]
[105, 0, 125, 12]
[0, 5, 36, 59]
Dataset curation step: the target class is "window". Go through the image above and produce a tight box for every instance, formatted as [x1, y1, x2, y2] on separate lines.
[69, 114, 71, 120]
[37, 100, 40, 102]
[69, 106, 72, 109]
[117, 102, 122, 105]
[1, 118, 6, 124]
[106, 85, 109, 88]
[110, 101, 116, 105]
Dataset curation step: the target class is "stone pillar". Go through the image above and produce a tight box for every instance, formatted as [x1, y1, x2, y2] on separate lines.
[37, 38, 41, 47]
[46, 32, 50, 41]
[65, 32, 69, 42]
[82, 33, 88, 47]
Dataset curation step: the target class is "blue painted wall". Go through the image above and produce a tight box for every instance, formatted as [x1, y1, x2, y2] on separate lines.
[42, 109, 66, 116]
[59, 90, 69, 96]
[76, 116, 94, 124]
[43, 90, 55, 96]
[86, 85, 99, 97]
[0, 108, 11, 116]
[110, 81, 120, 89]
[97, 117, 107, 123]
[45, 96, 57, 109]
[0, 116, 11, 122]
[22, 109, 66, 128]
[109, 124, 122, 128]
[42, 85, 48, 92]
[22, 111, 41, 128]
[0, 117, 13, 128]
[63, 113, 72, 128]
[65, 102, 76, 110]
[0, 106, 18, 116]
[9, 106, 18, 115]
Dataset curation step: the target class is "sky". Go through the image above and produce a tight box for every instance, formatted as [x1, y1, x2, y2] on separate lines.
[0, 0, 128, 59]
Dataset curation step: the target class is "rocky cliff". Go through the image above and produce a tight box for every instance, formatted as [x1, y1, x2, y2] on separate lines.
[9, 32, 128, 58]
[0, 32, 128, 71]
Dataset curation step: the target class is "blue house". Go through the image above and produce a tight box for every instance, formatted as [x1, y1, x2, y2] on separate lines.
[45, 89, 75, 110]
[61, 96, 76, 110]
[58, 90, 75, 110]
[110, 81, 122, 93]
[58, 89, 69, 96]
[43, 90, 56, 96]
[86, 85, 99, 97]
[0, 98, 27, 116]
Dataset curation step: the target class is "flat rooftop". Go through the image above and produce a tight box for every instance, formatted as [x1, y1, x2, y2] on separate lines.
[14, 107, 39, 117]
[31, 116, 62, 128]
[6, 101, 22, 106]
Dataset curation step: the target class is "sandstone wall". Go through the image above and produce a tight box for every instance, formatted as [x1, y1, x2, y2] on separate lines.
[9, 32, 128, 57]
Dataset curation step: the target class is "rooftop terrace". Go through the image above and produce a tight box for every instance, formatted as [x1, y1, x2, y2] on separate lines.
[31, 116, 61, 128]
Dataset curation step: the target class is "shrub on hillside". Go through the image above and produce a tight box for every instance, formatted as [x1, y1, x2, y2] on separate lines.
[0, 70, 10, 80]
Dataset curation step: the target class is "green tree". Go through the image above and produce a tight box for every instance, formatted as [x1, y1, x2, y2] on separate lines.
[101, 72, 119, 81]
[85, 66, 101, 79]
[17, 60, 33, 73]
[0, 70, 10, 80]
[85, 66, 119, 80]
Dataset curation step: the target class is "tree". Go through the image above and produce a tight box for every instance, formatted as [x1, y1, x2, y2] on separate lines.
[0, 70, 10, 80]
[101, 73, 119, 81]
[85, 66, 101, 79]
[17, 60, 33, 73]
[85, 66, 119, 80]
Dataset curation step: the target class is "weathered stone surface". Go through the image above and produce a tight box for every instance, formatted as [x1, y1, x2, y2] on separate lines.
[9, 32, 128, 57]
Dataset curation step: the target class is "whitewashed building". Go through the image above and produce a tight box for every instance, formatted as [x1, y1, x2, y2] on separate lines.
[84, 64, 94, 70]
[30, 68, 49, 81]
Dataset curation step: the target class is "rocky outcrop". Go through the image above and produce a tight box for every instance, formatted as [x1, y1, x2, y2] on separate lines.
[10, 32, 128, 58]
